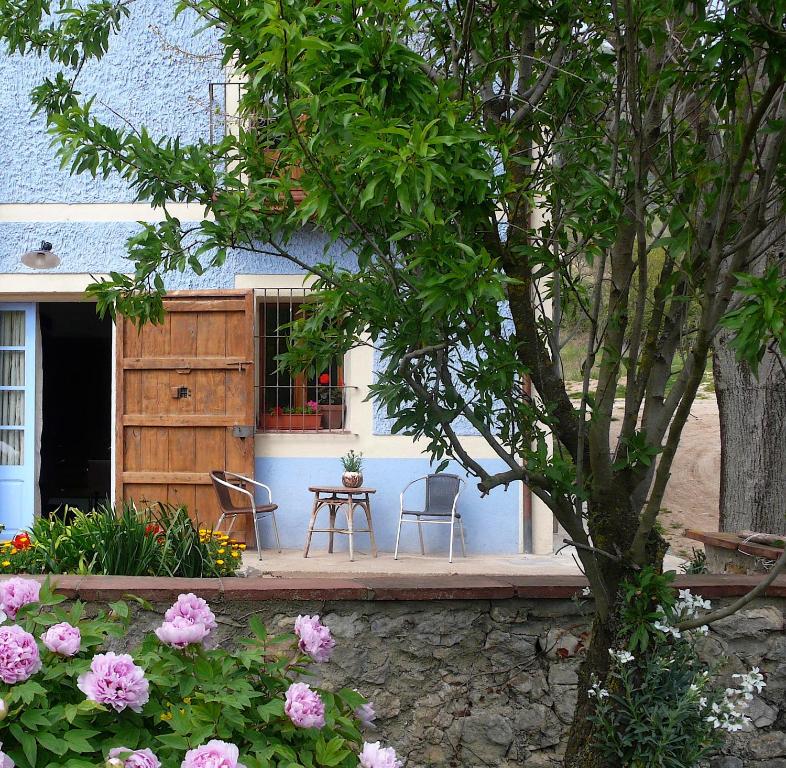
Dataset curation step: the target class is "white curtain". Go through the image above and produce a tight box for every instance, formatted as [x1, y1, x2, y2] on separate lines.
[0, 311, 25, 465]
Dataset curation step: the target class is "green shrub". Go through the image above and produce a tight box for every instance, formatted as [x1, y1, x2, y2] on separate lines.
[0, 504, 242, 578]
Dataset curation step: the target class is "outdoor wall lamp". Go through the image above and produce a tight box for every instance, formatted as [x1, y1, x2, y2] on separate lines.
[21, 241, 61, 269]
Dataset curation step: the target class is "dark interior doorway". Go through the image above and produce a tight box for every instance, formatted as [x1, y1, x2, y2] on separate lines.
[39, 303, 112, 515]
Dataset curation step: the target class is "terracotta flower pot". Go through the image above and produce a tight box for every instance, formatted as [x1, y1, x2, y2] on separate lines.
[263, 413, 322, 431]
[319, 404, 345, 430]
[342, 471, 363, 488]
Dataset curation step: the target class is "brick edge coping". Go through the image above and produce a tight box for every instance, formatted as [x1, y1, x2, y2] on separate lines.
[1, 573, 785, 602]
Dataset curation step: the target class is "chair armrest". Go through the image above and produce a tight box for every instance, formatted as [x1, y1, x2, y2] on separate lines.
[400, 476, 428, 512]
[223, 472, 273, 505]
[212, 473, 256, 512]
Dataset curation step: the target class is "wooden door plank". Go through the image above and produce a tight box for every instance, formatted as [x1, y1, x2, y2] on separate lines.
[140, 427, 169, 471]
[164, 300, 246, 312]
[197, 310, 227, 356]
[169, 427, 196, 472]
[122, 357, 252, 370]
[123, 415, 244, 427]
[122, 471, 211, 484]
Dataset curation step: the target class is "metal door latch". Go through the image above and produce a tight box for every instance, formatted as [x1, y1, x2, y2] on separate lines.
[232, 425, 255, 439]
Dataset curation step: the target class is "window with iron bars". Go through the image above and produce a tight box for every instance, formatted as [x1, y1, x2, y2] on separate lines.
[257, 289, 348, 432]
[209, 82, 305, 202]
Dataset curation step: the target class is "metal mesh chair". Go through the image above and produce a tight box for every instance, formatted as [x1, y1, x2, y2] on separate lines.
[210, 470, 281, 559]
[395, 473, 466, 562]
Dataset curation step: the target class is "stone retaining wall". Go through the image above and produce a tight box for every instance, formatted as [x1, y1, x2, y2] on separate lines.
[29, 575, 786, 767]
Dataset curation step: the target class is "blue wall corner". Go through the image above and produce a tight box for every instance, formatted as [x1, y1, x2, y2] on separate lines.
[253, 457, 521, 556]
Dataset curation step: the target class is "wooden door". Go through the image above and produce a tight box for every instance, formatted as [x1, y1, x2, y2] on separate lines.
[116, 290, 256, 536]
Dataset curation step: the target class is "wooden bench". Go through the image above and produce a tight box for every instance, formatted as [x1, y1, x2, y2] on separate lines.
[685, 529, 785, 574]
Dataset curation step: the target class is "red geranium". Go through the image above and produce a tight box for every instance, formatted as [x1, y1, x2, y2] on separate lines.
[12, 533, 31, 550]
[318, 372, 330, 385]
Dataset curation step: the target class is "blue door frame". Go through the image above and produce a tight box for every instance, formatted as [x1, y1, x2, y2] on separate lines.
[0, 304, 36, 536]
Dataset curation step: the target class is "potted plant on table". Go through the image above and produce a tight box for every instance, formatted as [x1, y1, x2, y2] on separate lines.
[263, 401, 322, 431]
[317, 372, 345, 430]
[340, 450, 364, 488]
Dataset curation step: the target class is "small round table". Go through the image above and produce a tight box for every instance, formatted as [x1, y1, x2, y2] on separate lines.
[304, 486, 378, 561]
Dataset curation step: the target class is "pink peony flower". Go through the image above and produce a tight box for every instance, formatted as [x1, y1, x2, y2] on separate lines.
[294, 615, 335, 663]
[155, 617, 211, 649]
[285, 682, 325, 729]
[109, 748, 161, 768]
[0, 625, 41, 683]
[41, 622, 81, 657]
[164, 594, 217, 630]
[77, 652, 149, 713]
[356, 700, 377, 729]
[181, 740, 245, 768]
[0, 578, 40, 619]
[359, 742, 402, 768]
[0, 742, 13, 768]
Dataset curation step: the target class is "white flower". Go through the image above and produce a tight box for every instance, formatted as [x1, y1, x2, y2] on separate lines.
[609, 649, 635, 665]
[653, 619, 681, 639]
[588, 680, 609, 700]
[698, 697, 707, 710]
[581, 586, 592, 598]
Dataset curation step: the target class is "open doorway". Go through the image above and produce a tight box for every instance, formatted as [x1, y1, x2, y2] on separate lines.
[38, 303, 112, 515]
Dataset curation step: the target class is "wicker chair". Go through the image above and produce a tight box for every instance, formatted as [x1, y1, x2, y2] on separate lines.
[210, 470, 280, 559]
[394, 473, 466, 562]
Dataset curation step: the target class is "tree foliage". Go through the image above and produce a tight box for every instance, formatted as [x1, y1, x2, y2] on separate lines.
[2, 1, 786, 764]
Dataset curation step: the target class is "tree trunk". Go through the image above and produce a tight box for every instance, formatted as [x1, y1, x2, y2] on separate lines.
[713, 332, 786, 534]
[563, 610, 620, 768]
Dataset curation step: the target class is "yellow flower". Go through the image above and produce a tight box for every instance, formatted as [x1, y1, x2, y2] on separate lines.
[216, 559, 224, 565]
[1, 561, 9, 567]
[183, 697, 192, 705]
[231, 552, 239, 558]
[238, 544, 247, 550]
[9, 549, 16, 555]
[217, 548, 225, 554]
[160, 712, 173, 722]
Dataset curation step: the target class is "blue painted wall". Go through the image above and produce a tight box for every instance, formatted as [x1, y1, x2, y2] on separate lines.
[254, 457, 521, 555]
[0, 1, 222, 203]
[0, 221, 353, 288]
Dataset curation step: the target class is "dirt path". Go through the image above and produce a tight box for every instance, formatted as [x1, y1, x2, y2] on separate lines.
[657, 396, 720, 560]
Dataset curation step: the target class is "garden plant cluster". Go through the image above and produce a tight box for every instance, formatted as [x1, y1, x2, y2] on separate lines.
[0, 577, 400, 767]
[0, 505, 242, 578]
[586, 569, 767, 766]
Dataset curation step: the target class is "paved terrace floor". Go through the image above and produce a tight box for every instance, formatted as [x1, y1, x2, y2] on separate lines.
[242, 548, 687, 578]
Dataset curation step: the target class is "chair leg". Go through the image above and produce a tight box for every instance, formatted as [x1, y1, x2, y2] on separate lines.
[254, 514, 264, 561]
[459, 519, 467, 557]
[394, 512, 404, 560]
[270, 510, 282, 553]
[215, 513, 226, 535]
[225, 514, 237, 538]
[449, 517, 455, 563]
[417, 518, 425, 555]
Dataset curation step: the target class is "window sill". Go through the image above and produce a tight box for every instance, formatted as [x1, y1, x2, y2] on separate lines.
[256, 429, 354, 435]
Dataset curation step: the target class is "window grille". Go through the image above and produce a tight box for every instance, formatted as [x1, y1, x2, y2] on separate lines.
[256, 289, 349, 433]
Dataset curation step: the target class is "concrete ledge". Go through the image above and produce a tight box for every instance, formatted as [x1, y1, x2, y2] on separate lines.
[2, 573, 785, 602]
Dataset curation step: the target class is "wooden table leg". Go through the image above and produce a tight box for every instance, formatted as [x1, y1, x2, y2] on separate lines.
[346, 499, 355, 562]
[328, 503, 337, 554]
[363, 499, 378, 557]
[303, 495, 320, 558]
